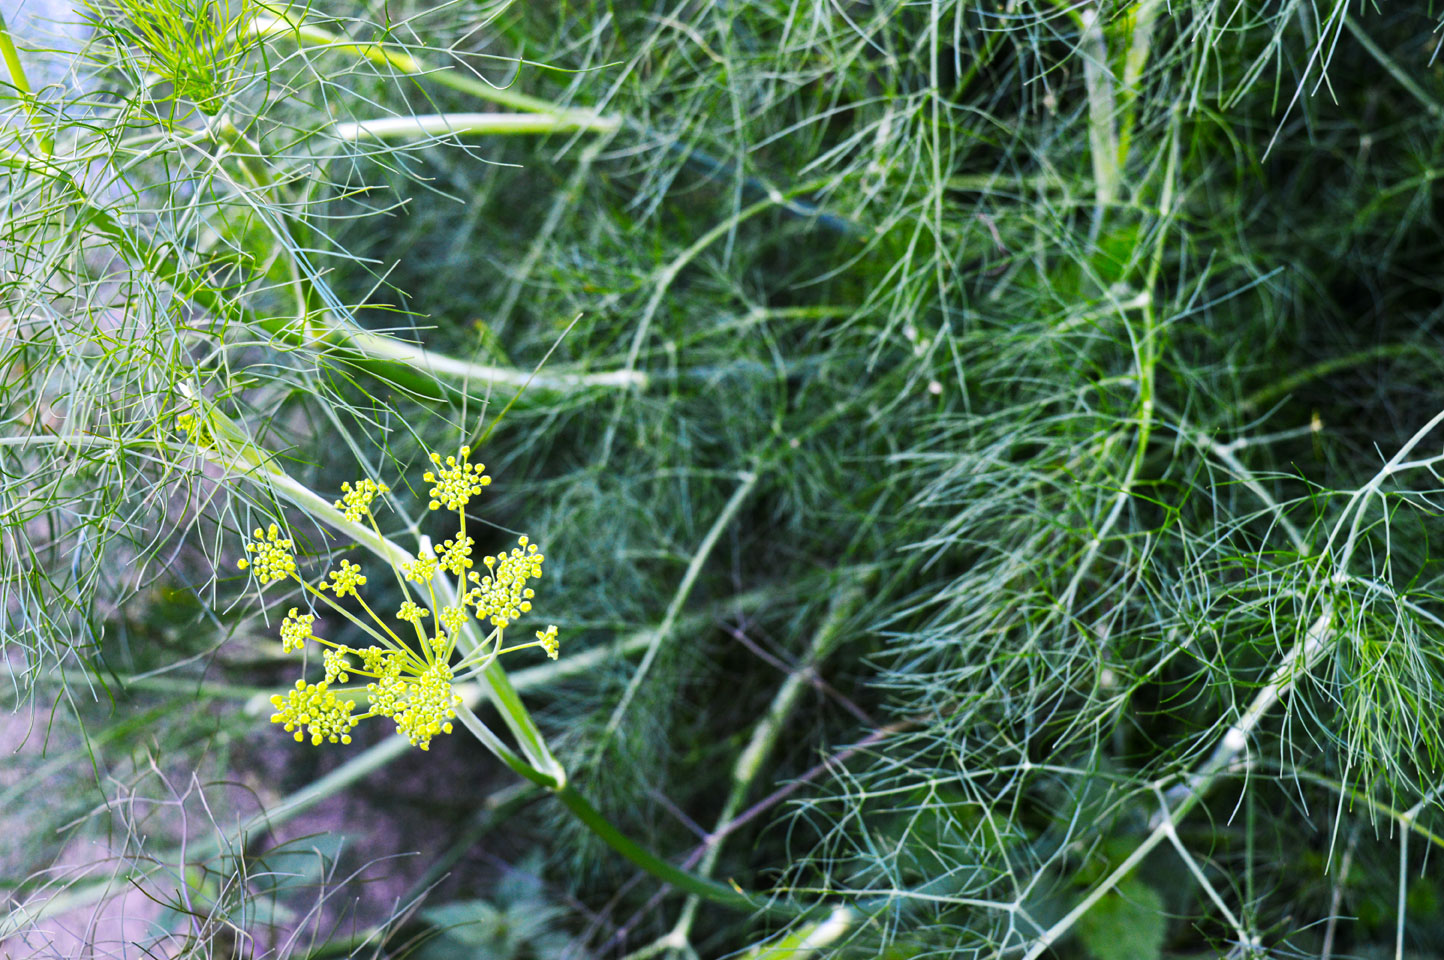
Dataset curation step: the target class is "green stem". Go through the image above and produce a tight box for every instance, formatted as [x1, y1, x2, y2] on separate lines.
[0, 12, 54, 155]
[453, 702, 558, 788]
[456, 707, 784, 916]
[596, 470, 759, 749]
[1240, 342, 1421, 413]
[1286, 770, 1444, 852]
[1115, 0, 1163, 169]
[482, 652, 559, 777]
[552, 783, 778, 916]
[1343, 16, 1444, 120]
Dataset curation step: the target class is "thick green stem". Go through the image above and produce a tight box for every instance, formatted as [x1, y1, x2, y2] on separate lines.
[1080, 6, 1119, 217]
[456, 696, 785, 917]
[453, 702, 558, 788]
[1116, 0, 1163, 168]
[0, 12, 54, 155]
[334, 111, 612, 140]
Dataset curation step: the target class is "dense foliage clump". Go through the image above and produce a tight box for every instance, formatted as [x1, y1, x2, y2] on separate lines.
[4, 1, 1444, 957]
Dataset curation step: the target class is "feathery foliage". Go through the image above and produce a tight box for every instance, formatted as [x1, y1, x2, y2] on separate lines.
[4, 0, 1444, 957]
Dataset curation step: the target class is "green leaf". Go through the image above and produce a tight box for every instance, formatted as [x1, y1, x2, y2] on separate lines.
[1075, 877, 1166, 960]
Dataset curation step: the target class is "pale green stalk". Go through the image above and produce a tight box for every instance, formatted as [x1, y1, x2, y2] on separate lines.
[1080, 5, 1120, 217]
[333, 111, 620, 140]
[209, 117, 645, 395]
[1, 132, 640, 403]
[1116, 0, 1164, 165]
[736, 907, 858, 959]
[1240, 342, 1421, 413]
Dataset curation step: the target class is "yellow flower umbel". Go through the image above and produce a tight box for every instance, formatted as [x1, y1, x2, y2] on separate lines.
[244, 447, 561, 751]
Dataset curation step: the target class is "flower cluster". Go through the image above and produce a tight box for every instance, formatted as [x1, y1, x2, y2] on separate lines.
[279, 608, 314, 653]
[402, 549, 438, 585]
[435, 534, 474, 576]
[176, 412, 214, 449]
[396, 600, 429, 625]
[424, 446, 490, 511]
[238, 524, 296, 586]
[334, 478, 388, 523]
[270, 679, 359, 745]
[463, 536, 545, 629]
[323, 559, 367, 598]
[378, 659, 461, 750]
[536, 624, 560, 660]
[251, 448, 560, 751]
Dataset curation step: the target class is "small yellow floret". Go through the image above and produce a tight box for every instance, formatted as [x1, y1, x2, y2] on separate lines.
[463, 536, 545, 629]
[434, 535, 474, 576]
[396, 600, 430, 625]
[402, 549, 437, 585]
[176, 412, 214, 449]
[439, 605, 469, 631]
[390, 662, 461, 750]
[362, 654, 461, 751]
[536, 624, 559, 660]
[323, 647, 353, 683]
